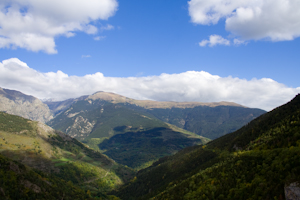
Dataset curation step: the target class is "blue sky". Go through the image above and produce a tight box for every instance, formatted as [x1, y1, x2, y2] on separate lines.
[0, 0, 300, 110]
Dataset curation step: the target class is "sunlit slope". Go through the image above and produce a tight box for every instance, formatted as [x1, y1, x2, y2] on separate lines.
[0, 112, 134, 198]
[0, 153, 97, 199]
[114, 94, 300, 200]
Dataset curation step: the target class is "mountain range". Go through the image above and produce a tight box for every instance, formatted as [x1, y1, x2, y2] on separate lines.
[0, 85, 299, 199]
[45, 91, 265, 141]
[0, 87, 265, 169]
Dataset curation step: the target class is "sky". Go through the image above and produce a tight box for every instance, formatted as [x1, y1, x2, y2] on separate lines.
[0, 0, 300, 111]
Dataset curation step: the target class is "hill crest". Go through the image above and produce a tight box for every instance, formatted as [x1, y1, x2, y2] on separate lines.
[87, 91, 245, 109]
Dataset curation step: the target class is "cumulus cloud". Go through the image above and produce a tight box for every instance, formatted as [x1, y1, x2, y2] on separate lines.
[199, 35, 230, 47]
[188, 0, 300, 41]
[0, 0, 118, 53]
[1, 58, 300, 111]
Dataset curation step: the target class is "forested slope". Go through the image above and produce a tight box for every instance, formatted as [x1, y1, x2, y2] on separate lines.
[114, 94, 300, 200]
[0, 112, 134, 199]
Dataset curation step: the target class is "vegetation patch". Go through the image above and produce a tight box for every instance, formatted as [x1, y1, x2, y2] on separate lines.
[99, 127, 204, 169]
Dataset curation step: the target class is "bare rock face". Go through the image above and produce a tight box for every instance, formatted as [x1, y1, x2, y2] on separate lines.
[0, 88, 53, 123]
[65, 115, 96, 139]
[285, 182, 300, 200]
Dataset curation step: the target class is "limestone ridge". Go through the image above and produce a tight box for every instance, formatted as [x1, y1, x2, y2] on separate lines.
[0, 87, 53, 123]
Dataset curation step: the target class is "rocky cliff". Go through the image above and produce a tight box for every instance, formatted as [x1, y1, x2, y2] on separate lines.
[0, 87, 53, 123]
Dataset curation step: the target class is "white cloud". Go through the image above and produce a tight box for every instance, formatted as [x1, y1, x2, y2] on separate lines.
[199, 35, 230, 47]
[0, 0, 118, 54]
[81, 55, 91, 58]
[233, 39, 247, 46]
[100, 24, 114, 32]
[1, 58, 300, 111]
[94, 36, 106, 41]
[188, 0, 300, 41]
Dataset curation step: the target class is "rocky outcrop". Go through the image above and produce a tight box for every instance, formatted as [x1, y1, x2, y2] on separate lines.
[0, 87, 53, 123]
[65, 115, 96, 139]
[285, 182, 300, 200]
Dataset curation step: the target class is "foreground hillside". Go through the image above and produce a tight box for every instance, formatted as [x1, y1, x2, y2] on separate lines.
[0, 112, 134, 199]
[114, 94, 300, 200]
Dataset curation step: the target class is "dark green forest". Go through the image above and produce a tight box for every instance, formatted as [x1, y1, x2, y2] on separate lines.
[113, 94, 300, 199]
[99, 127, 203, 169]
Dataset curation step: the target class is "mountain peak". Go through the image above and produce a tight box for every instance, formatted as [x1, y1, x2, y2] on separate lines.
[87, 91, 132, 103]
[87, 91, 245, 109]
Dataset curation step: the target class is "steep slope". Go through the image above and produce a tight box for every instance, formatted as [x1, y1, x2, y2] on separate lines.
[114, 94, 300, 200]
[0, 87, 53, 123]
[0, 112, 134, 198]
[0, 153, 96, 200]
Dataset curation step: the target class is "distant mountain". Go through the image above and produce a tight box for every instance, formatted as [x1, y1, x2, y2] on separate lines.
[0, 111, 134, 199]
[47, 92, 209, 169]
[0, 88, 265, 169]
[0, 88, 265, 140]
[48, 91, 265, 140]
[0, 87, 53, 123]
[114, 94, 300, 200]
[44, 95, 88, 116]
[138, 104, 265, 139]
